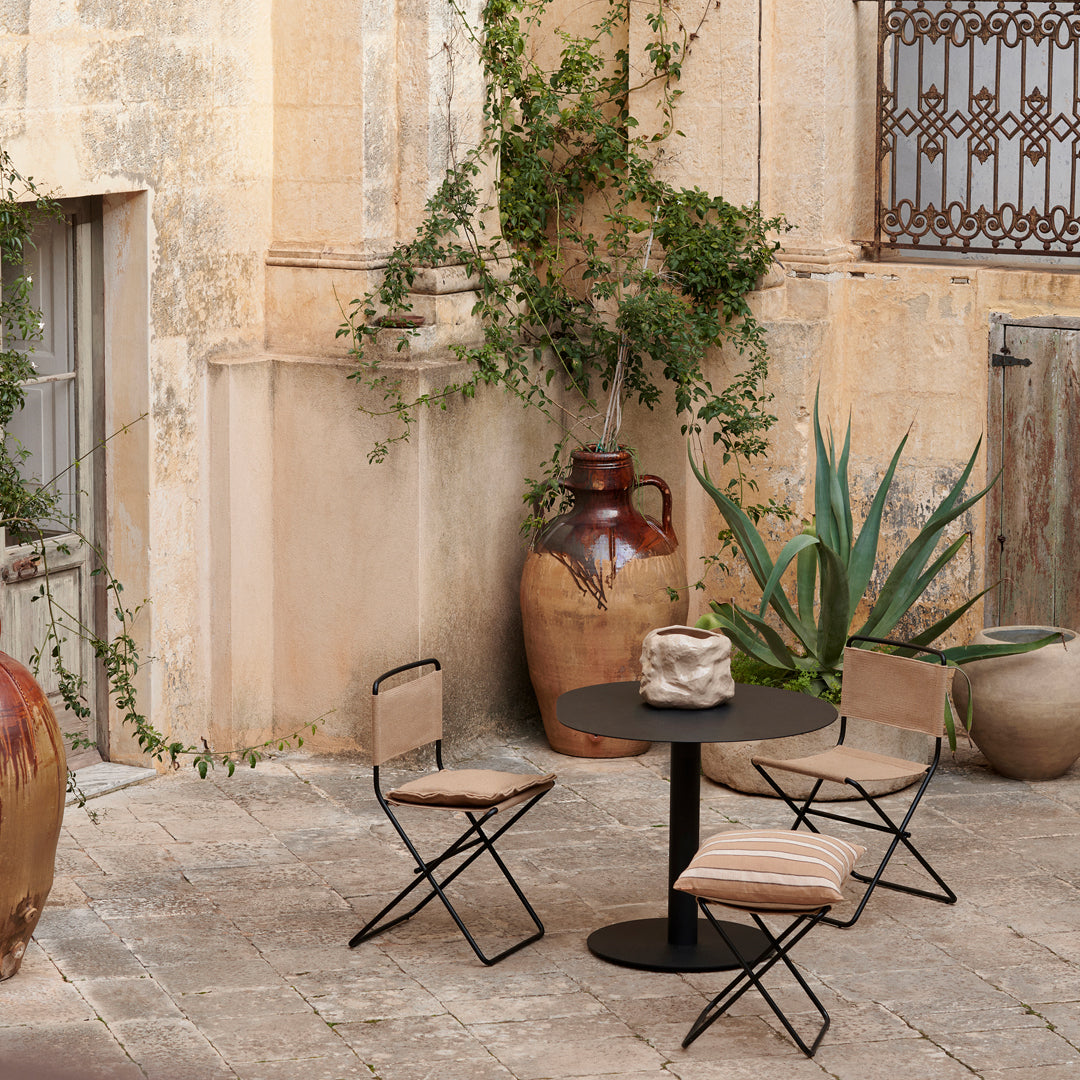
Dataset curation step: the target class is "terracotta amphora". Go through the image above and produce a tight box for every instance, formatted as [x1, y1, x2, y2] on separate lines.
[0, 648, 66, 979]
[520, 447, 688, 756]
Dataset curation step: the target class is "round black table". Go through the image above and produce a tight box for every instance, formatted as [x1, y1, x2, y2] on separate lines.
[557, 681, 837, 972]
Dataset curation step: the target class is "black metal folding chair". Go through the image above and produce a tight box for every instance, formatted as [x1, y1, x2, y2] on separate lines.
[676, 830, 864, 1057]
[752, 636, 955, 928]
[348, 658, 556, 965]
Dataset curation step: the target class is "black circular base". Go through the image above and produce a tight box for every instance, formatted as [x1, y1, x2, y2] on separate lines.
[586, 918, 766, 972]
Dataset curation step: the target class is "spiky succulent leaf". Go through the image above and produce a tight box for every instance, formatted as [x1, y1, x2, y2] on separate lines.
[859, 530, 972, 640]
[697, 606, 797, 668]
[690, 452, 776, 590]
[690, 450, 813, 641]
[845, 431, 908, 625]
[905, 585, 993, 647]
[815, 542, 851, 668]
[796, 525, 818, 626]
[759, 532, 820, 618]
[940, 633, 1062, 665]
[861, 443, 994, 637]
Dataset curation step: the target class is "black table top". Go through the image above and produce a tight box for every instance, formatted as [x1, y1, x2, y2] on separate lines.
[557, 680, 837, 744]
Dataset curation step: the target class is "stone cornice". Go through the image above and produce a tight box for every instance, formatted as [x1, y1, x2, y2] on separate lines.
[266, 242, 397, 271]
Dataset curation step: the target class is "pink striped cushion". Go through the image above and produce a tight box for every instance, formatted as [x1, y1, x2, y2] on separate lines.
[674, 830, 864, 911]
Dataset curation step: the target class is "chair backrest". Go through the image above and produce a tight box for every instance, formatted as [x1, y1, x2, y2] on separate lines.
[371, 663, 443, 766]
[840, 646, 949, 737]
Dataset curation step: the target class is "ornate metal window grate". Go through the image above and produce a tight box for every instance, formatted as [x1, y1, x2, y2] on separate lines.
[874, 1, 1080, 257]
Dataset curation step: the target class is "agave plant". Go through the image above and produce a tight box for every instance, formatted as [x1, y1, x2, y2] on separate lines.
[692, 391, 1054, 743]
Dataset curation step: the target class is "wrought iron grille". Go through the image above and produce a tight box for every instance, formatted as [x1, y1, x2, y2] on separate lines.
[874, 1, 1080, 257]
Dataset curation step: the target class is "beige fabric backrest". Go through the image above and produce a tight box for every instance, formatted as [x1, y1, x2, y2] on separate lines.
[372, 668, 443, 766]
[840, 646, 949, 737]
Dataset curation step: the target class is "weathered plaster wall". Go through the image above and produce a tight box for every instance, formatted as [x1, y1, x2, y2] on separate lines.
[0, 0, 274, 761]
[4, 0, 1078, 769]
[2, 0, 536, 763]
[641, 0, 1080, 650]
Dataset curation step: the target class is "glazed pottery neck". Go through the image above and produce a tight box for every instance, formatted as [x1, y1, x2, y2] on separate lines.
[565, 449, 636, 493]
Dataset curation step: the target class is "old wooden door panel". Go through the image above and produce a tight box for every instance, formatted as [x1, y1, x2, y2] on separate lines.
[987, 318, 1080, 631]
[2, 561, 85, 742]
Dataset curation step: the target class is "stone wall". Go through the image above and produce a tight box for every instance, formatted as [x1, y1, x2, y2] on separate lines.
[2, 0, 1078, 766]
[659, 0, 1080, 650]
[0, 0, 275, 761]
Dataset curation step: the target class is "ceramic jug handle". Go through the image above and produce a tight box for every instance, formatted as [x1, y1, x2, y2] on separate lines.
[636, 474, 673, 538]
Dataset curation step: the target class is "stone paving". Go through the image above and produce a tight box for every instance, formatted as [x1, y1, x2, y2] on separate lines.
[5, 731, 1080, 1079]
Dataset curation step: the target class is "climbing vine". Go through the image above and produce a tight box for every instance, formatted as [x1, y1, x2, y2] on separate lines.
[339, 0, 791, 541]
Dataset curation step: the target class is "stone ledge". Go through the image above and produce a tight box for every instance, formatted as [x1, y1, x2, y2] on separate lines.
[65, 762, 158, 805]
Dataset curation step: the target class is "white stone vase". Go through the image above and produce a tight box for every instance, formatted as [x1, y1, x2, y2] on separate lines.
[639, 626, 734, 709]
[952, 625, 1080, 780]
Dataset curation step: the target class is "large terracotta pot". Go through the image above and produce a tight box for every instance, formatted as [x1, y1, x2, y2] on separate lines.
[952, 625, 1080, 780]
[520, 448, 688, 756]
[0, 649, 66, 979]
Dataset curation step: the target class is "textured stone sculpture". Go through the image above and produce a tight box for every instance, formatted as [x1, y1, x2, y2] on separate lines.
[639, 625, 734, 709]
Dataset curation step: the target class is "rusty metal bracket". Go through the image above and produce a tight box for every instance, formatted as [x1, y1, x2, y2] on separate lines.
[1, 555, 42, 582]
[992, 348, 1032, 369]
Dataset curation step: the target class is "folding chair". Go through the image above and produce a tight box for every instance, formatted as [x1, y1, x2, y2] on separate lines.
[675, 830, 864, 1057]
[752, 635, 955, 928]
[348, 658, 556, 965]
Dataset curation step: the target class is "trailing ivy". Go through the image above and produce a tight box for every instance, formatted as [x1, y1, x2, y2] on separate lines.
[339, 0, 791, 539]
[0, 150, 65, 528]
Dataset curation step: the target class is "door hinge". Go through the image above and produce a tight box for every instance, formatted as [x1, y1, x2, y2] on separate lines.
[991, 346, 1032, 368]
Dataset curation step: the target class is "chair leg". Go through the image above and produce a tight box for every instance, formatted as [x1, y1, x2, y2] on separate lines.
[682, 903, 831, 1057]
[349, 791, 548, 965]
[753, 761, 955, 929]
[752, 760, 827, 831]
[822, 774, 955, 927]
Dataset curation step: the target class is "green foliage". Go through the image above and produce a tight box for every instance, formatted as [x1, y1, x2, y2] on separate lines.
[338, 0, 789, 532]
[730, 649, 841, 704]
[693, 388, 1056, 746]
[0, 148, 66, 529]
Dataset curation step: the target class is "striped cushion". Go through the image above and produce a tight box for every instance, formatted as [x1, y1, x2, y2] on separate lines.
[674, 830, 864, 911]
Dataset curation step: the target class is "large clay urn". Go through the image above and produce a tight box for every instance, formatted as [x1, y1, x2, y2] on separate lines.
[0, 648, 66, 979]
[520, 447, 688, 756]
[952, 625, 1080, 780]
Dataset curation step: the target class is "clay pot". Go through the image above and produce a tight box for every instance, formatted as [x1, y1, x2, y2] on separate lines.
[520, 448, 688, 756]
[952, 625, 1080, 780]
[0, 649, 66, 979]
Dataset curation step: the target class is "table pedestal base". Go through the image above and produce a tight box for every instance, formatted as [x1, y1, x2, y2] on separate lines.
[586, 917, 766, 973]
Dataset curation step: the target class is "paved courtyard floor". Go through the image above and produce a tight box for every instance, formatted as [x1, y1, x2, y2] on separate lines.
[5, 730, 1080, 1079]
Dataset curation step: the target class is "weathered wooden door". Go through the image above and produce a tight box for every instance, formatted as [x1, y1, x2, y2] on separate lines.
[985, 316, 1080, 632]
[0, 207, 102, 767]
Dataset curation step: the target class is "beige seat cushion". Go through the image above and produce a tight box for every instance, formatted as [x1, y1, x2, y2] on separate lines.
[674, 830, 864, 911]
[388, 769, 556, 808]
[753, 745, 928, 785]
